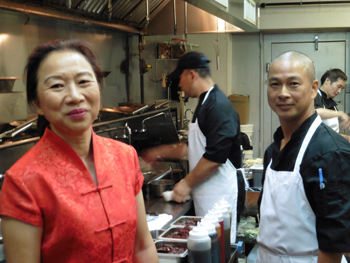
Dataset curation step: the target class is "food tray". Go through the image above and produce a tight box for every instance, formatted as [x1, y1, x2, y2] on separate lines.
[158, 227, 190, 242]
[170, 216, 202, 228]
[155, 240, 188, 263]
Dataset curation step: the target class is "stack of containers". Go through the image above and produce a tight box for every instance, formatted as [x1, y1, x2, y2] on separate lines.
[187, 225, 211, 263]
[199, 220, 219, 263]
[211, 207, 231, 263]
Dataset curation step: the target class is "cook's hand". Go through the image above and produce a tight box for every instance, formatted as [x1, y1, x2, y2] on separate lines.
[339, 112, 350, 130]
[172, 179, 191, 203]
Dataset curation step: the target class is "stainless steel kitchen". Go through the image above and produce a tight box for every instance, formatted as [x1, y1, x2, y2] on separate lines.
[1, 0, 350, 263]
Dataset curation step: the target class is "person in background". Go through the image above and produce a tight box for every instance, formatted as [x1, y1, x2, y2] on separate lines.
[142, 51, 244, 243]
[257, 51, 350, 263]
[0, 40, 158, 263]
[314, 68, 350, 142]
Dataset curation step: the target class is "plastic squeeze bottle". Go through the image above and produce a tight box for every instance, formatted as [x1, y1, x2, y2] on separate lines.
[187, 225, 212, 263]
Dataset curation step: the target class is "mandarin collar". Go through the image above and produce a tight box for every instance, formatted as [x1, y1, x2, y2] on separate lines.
[273, 112, 318, 146]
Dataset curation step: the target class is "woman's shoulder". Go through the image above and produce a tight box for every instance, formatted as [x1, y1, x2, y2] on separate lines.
[93, 133, 137, 155]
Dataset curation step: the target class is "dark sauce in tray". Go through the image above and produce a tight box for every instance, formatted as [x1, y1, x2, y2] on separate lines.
[164, 226, 191, 239]
[176, 218, 202, 226]
[156, 244, 187, 254]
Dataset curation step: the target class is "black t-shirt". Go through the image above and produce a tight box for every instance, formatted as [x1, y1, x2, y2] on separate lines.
[192, 85, 241, 168]
[260, 112, 350, 252]
[314, 89, 337, 110]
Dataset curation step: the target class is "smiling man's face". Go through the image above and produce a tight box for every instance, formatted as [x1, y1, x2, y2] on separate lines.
[267, 57, 318, 127]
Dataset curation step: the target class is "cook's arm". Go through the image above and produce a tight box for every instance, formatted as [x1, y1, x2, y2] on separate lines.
[133, 192, 158, 263]
[317, 250, 342, 263]
[2, 216, 42, 263]
[141, 142, 188, 163]
[316, 108, 350, 128]
[172, 157, 220, 203]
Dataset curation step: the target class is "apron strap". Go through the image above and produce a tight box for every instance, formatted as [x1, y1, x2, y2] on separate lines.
[294, 115, 322, 173]
[201, 86, 215, 105]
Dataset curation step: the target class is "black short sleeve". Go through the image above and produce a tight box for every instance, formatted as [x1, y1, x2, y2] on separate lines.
[314, 93, 324, 109]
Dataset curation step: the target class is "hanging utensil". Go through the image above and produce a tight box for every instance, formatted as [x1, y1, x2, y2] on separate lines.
[213, 39, 220, 70]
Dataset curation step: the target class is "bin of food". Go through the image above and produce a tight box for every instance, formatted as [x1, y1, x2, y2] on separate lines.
[155, 240, 188, 263]
[158, 226, 191, 242]
[170, 216, 202, 228]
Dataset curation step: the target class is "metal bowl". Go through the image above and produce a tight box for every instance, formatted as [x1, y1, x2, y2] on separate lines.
[150, 179, 175, 197]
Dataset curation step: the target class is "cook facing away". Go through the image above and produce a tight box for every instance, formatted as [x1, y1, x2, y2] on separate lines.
[257, 51, 350, 263]
[0, 40, 158, 263]
[142, 51, 244, 244]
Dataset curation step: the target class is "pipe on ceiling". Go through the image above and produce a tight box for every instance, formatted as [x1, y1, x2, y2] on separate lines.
[0, 0, 141, 34]
[108, 0, 112, 21]
[184, 1, 187, 39]
[173, 0, 177, 35]
[66, 0, 71, 9]
[260, 1, 350, 8]
[145, 0, 150, 28]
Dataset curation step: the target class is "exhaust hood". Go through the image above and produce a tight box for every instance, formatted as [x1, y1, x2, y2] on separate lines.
[0, 0, 172, 33]
[0, 0, 258, 34]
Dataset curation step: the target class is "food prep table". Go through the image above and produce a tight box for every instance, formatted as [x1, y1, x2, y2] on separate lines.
[144, 195, 194, 229]
[144, 195, 238, 262]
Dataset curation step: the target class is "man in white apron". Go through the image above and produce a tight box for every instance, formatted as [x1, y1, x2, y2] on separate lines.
[314, 69, 350, 141]
[141, 51, 244, 243]
[257, 51, 350, 263]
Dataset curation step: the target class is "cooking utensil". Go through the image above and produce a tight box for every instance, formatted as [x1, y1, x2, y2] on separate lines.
[147, 166, 173, 185]
[155, 100, 170, 109]
[132, 101, 156, 115]
[0, 116, 38, 141]
[150, 179, 175, 197]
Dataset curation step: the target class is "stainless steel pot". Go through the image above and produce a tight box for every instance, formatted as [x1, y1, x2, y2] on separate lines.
[150, 179, 175, 197]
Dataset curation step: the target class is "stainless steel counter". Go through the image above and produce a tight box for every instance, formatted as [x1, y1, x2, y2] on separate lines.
[144, 195, 194, 228]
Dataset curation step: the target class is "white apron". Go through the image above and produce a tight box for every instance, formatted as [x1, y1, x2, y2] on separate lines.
[317, 89, 339, 132]
[188, 87, 238, 243]
[256, 115, 346, 263]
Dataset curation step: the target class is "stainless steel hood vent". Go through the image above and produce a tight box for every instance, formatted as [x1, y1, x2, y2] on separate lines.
[1, 0, 169, 32]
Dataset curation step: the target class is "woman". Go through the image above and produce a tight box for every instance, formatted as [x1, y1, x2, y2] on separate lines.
[0, 40, 158, 263]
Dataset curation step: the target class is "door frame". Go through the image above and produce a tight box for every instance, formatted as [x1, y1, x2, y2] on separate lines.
[260, 32, 350, 154]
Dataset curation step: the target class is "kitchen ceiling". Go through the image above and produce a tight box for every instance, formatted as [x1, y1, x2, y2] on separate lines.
[6, 0, 169, 30]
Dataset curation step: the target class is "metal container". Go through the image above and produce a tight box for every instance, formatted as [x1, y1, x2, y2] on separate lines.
[170, 216, 202, 228]
[150, 229, 165, 240]
[158, 227, 190, 242]
[150, 179, 175, 197]
[155, 239, 188, 263]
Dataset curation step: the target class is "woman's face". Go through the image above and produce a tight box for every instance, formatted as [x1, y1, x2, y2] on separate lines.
[35, 50, 100, 137]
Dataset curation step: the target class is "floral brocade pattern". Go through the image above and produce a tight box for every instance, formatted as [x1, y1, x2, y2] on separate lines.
[0, 128, 144, 263]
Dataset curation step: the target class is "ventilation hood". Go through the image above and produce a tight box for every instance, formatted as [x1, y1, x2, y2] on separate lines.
[0, 0, 172, 34]
[0, 0, 258, 34]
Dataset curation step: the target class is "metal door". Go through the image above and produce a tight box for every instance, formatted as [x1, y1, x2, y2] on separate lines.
[262, 38, 346, 151]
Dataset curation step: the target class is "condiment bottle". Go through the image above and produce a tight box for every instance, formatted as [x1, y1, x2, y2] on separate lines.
[202, 216, 222, 263]
[207, 210, 225, 263]
[214, 199, 232, 227]
[200, 220, 219, 263]
[211, 207, 231, 263]
[187, 225, 211, 263]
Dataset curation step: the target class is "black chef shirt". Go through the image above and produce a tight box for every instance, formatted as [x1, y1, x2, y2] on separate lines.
[260, 112, 350, 253]
[314, 89, 338, 110]
[192, 85, 241, 168]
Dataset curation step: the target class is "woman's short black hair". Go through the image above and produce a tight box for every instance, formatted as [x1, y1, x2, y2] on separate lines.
[25, 39, 104, 105]
[25, 39, 104, 136]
